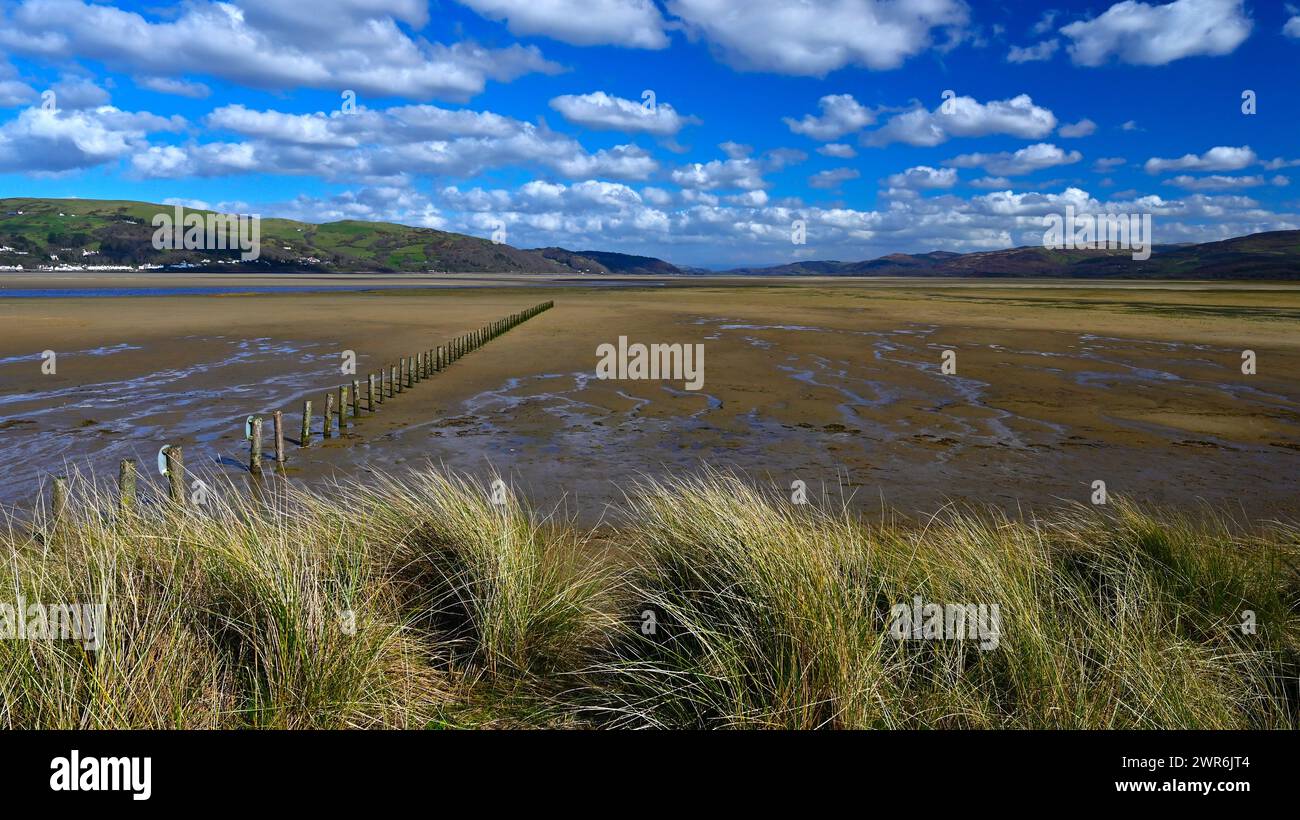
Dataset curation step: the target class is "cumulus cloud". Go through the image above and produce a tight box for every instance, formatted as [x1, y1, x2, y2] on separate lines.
[131, 102, 659, 182]
[1062, 0, 1253, 67]
[0, 0, 560, 101]
[1058, 118, 1097, 138]
[817, 143, 857, 159]
[48, 76, 110, 110]
[1143, 145, 1257, 174]
[884, 165, 958, 189]
[355, 178, 1300, 266]
[458, 0, 669, 48]
[809, 167, 860, 189]
[0, 104, 184, 173]
[969, 176, 1014, 189]
[272, 186, 446, 229]
[864, 94, 1057, 147]
[1287, 13, 1300, 37]
[947, 143, 1082, 176]
[1007, 39, 1059, 63]
[549, 92, 699, 136]
[135, 76, 211, 98]
[667, 0, 969, 75]
[784, 94, 877, 140]
[0, 62, 37, 107]
[1164, 174, 1268, 190]
[671, 148, 805, 191]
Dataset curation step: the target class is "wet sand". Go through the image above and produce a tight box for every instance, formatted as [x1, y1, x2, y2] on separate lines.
[2, 276, 1298, 521]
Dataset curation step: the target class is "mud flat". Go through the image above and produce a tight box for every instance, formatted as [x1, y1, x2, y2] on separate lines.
[2, 276, 1298, 521]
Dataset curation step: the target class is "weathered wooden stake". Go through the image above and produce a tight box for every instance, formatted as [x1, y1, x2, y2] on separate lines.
[324, 392, 335, 438]
[273, 410, 286, 463]
[338, 385, 348, 429]
[301, 400, 313, 447]
[368, 374, 377, 411]
[118, 458, 137, 512]
[249, 416, 264, 474]
[352, 379, 361, 417]
[165, 445, 185, 505]
[51, 476, 68, 531]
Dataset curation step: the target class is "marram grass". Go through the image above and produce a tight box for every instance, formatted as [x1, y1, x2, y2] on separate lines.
[0, 469, 1294, 729]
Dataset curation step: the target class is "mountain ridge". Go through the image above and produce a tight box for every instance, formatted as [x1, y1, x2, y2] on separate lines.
[2, 197, 1298, 279]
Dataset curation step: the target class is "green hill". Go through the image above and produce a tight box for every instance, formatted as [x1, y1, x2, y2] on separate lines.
[0, 197, 577, 273]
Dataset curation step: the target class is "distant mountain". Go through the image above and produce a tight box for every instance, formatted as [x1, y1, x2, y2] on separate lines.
[533, 246, 684, 276]
[719, 232, 1300, 279]
[4, 197, 1298, 279]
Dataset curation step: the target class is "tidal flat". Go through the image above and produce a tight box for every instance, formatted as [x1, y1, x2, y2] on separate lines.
[2, 274, 1297, 521]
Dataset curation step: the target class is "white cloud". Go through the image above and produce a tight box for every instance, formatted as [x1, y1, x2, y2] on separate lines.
[1062, 0, 1253, 67]
[809, 167, 860, 189]
[667, 0, 969, 75]
[1094, 156, 1127, 172]
[135, 76, 211, 98]
[48, 75, 110, 110]
[783, 94, 877, 140]
[1007, 39, 1059, 63]
[457, 0, 670, 48]
[947, 143, 1082, 176]
[395, 178, 1300, 266]
[817, 143, 857, 159]
[969, 176, 1013, 189]
[1144, 145, 1257, 173]
[132, 102, 661, 182]
[1287, 14, 1300, 38]
[0, 104, 183, 173]
[884, 165, 958, 189]
[670, 148, 805, 191]
[0, 0, 560, 101]
[1058, 118, 1097, 138]
[865, 94, 1057, 147]
[0, 62, 37, 107]
[549, 92, 699, 136]
[1164, 174, 1267, 190]
[1030, 10, 1059, 36]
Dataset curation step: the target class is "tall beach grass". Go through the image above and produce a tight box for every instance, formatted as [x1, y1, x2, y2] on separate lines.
[0, 469, 1294, 729]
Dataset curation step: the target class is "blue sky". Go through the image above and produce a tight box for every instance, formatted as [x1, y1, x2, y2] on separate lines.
[0, 0, 1298, 267]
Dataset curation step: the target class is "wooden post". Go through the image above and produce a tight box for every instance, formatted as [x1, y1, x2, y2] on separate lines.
[165, 445, 185, 506]
[367, 375, 376, 412]
[352, 379, 361, 417]
[301, 400, 313, 447]
[413, 355, 420, 383]
[118, 458, 137, 512]
[273, 410, 286, 464]
[396, 362, 404, 393]
[51, 476, 68, 532]
[249, 416, 263, 474]
[338, 385, 347, 429]
[324, 392, 334, 438]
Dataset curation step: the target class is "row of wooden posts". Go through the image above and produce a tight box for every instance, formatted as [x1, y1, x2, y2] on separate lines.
[41, 301, 555, 518]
